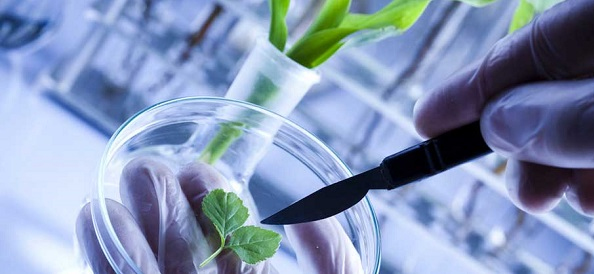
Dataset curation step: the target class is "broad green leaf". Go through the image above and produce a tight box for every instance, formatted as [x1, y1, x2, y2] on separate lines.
[454, 0, 497, 7]
[227, 226, 282, 264]
[303, 0, 351, 36]
[342, 26, 399, 49]
[268, 0, 290, 51]
[202, 189, 249, 238]
[288, 0, 351, 64]
[309, 41, 345, 68]
[287, 28, 357, 68]
[288, 0, 430, 68]
[508, 0, 535, 33]
[339, 0, 430, 31]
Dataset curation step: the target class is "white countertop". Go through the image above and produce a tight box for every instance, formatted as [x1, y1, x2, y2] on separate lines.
[0, 2, 107, 272]
[0, 73, 107, 273]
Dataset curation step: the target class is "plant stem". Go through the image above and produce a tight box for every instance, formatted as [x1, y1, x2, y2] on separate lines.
[198, 74, 280, 164]
[199, 122, 244, 165]
[199, 237, 225, 267]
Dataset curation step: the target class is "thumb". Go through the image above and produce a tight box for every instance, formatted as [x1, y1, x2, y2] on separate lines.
[480, 78, 594, 168]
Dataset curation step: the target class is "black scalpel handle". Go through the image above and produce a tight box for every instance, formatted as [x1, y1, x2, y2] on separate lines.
[380, 121, 492, 190]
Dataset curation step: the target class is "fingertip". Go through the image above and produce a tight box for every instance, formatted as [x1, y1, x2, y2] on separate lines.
[504, 160, 569, 214]
[412, 96, 432, 139]
[76, 200, 159, 274]
[121, 157, 175, 201]
[566, 169, 594, 216]
[75, 203, 95, 257]
[76, 203, 92, 231]
[178, 162, 227, 188]
[120, 157, 178, 253]
[178, 162, 229, 192]
[412, 70, 481, 138]
[177, 161, 230, 212]
[411, 91, 456, 138]
[122, 157, 172, 183]
[76, 202, 115, 274]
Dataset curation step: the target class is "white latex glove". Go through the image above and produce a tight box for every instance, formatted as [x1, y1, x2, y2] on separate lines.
[413, 0, 594, 215]
[76, 157, 363, 273]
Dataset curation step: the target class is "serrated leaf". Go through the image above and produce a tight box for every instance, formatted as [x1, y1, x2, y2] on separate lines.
[227, 226, 282, 264]
[454, 0, 497, 7]
[268, 0, 290, 51]
[508, 0, 535, 33]
[202, 189, 249, 238]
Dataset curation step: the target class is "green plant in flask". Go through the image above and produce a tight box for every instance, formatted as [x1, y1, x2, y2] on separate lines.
[198, 0, 565, 165]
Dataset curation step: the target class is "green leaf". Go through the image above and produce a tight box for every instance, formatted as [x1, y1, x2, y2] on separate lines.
[202, 189, 249, 237]
[508, 0, 535, 33]
[341, 26, 399, 49]
[454, 0, 497, 7]
[287, 28, 356, 68]
[287, 0, 430, 68]
[309, 41, 345, 68]
[339, 0, 430, 31]
[286, 0, 351, 66]
[268, 0, 290, 51]
[227, 226, 282, 264]
[200, 190, 280, 267]
[303, 0, 351, 36]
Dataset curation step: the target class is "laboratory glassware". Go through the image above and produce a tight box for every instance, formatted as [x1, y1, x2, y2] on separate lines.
[89, 37, 381, 273]
[92, 97, 381, 273]
[0, 0, 65, 109]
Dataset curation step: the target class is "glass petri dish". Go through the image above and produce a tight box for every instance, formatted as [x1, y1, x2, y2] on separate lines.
[91, 96, 380, 273]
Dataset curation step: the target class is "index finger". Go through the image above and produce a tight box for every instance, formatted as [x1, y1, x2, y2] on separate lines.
[413, 0, 594, 138]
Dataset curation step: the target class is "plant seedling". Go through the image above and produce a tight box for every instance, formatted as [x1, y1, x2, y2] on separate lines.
[199, 189, 282, 267]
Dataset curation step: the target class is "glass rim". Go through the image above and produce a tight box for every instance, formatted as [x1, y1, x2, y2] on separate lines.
[93, 96, 381, 273]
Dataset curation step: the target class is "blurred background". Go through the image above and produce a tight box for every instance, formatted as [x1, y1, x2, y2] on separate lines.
[1, 0, 593, 273]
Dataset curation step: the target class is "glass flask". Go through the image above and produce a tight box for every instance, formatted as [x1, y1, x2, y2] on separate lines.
[88, 39, 381, 273]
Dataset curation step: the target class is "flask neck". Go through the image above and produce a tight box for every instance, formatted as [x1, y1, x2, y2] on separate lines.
[224, 39, 320, 116]
[213, 40, 320, 185]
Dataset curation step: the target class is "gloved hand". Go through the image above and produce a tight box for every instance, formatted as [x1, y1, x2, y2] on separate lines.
[76, 157, 363, 273]
[413, 0, 594, 215]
